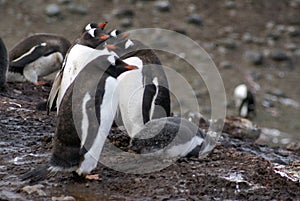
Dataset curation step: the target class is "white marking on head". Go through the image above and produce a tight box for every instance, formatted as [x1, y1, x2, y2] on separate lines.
[122, 56, 143, 69]
[110, 29, 118, 38]
[85, 23, 92, 31]
[81, 92, 91, 148]
[125, 39, 134, 49]
[88, 28, 96, 37]
[107, 55, 116, 65]
[234, 84, 247, 107]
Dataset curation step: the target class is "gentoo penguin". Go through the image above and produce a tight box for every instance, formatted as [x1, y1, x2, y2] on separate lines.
[21, 52, 137, 181]
[47, 27, 114, 112]
[233, 84, 256, 119]
[7, 34, 71, 85]
[82, 21, 108, 33]
[104, 31, 171, 138]
[0, 36, 8, 89]
[130, 117, 215, 158]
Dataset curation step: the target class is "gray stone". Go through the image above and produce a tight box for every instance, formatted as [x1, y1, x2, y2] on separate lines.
[45, 4, 61, 17]
[242, 32, 253, 43]
[287, 26, 300, 37]
[270, 50, 290, 61]
[285, 43, 298, 51]
[219, 60, 233, 69]
[220, 38, 238, 49]
[154, 0, 171, 12]
[225, 1, 237, 9]
[58, 0, 72, 4]
[68, 4, 88, 15]
[244, 50, 264, 65]
[186, 14, 202, 26]
[120, 18, 133, 28]
[113, 8, 135, 18]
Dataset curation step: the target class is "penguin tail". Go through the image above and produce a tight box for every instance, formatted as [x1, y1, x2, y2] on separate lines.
[20, 165, 50, 182]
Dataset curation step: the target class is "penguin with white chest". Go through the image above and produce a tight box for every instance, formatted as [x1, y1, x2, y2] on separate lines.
[7, 34, 71, 85]
[0, 36, 8, 89]
[47, 27, 114, 112]
[233, 84, 256, 119]
[104, 31, 171, 138]
[22, 42, 138, 181]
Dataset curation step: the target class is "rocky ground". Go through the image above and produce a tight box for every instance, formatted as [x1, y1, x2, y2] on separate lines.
[0, 0, 300, 200]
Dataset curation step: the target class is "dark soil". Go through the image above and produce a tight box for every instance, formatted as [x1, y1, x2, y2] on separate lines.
[1, 0, 300, 200]
[1, 82, 300, 201]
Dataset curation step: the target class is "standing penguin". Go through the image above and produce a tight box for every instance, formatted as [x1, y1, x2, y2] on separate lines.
[22, 48, 137, 181]
[47, 27, 114, 112]
[7, 34, 71, 85]
[0, 36, 8, 89]
[104, 32, 171, 138]
[233, 84, 256, 119]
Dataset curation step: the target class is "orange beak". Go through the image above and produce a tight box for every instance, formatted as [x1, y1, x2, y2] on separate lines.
[100, 35, 109, 40]
[98, 22, 108, 29]
[121, 33, 129, 38]
[124, 65, 137, 70]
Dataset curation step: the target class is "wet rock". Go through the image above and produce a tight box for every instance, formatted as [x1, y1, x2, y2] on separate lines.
[68, 4, 88, 15]
[220, 38, 238, 49]
[52, 195, 76, 201]
[113, 8, 135, 18]
[244, 50, 264, 65]
[120, 18, 133, 28]
[0, 190, 26, 201]
[219, 60, 233, 69]
[45, 4, 61, 17]
[287, 26, 300, 37]
[154, 0, 171, 12]
[270, 50, 290, 61]
[225, 1, 237, 9]
[186, 14, 202, 26]
[58, 0, 72, 4]
[285, 43, 297, 51]
[22, 184, 46, 196]
[242, 32, 253, 43]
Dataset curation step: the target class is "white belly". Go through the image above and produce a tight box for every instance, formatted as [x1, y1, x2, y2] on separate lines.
[77, 76, 119, 175]
[23, 52, 63, 84]
[117, 69, 144, 138]
[57, 45, 113, 110]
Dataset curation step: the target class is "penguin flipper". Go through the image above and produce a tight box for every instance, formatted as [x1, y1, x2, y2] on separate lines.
[20, 165, 50, 182]
[47, 70, 63, 114]
[10, 43, 55, 68]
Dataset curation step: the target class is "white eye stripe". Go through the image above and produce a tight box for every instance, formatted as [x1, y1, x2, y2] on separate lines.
[85, 24, 92, 31]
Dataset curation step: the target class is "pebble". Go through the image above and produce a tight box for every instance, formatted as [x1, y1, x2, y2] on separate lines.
[154, 0, 171, 12]
[242, 32, 253, 43]
[244, 50, 264, 65]
[225, 1, 237, 9]
[287, 26, 300, 37]
[45, 4, 61, 17]
[120, 18, 133, 27]
[219, 60, 233, 69]
[270, 50, 289, 61]
[219, 38, 238, 49]
[52, 195, 76, 201]
[113, 8, 135, 18]
[58, 0, 72, 4]
[68, 4, 88, 15]
[285, 43, 297, 51]
[186, 14, 202, 26]
[22, 184, 46, 196]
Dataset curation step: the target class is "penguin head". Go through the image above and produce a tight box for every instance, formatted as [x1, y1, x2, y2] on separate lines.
[233, 84, 247, 108]
[77, 28, 109, 48]
[82, 22, 108, 33]
[106, 58, 138, 78]
[109, 29, 123, 38]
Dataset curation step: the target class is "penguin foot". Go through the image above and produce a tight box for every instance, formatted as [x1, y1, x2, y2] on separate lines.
[85, 174, 101, 181]
[35, 80, 46, 86]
